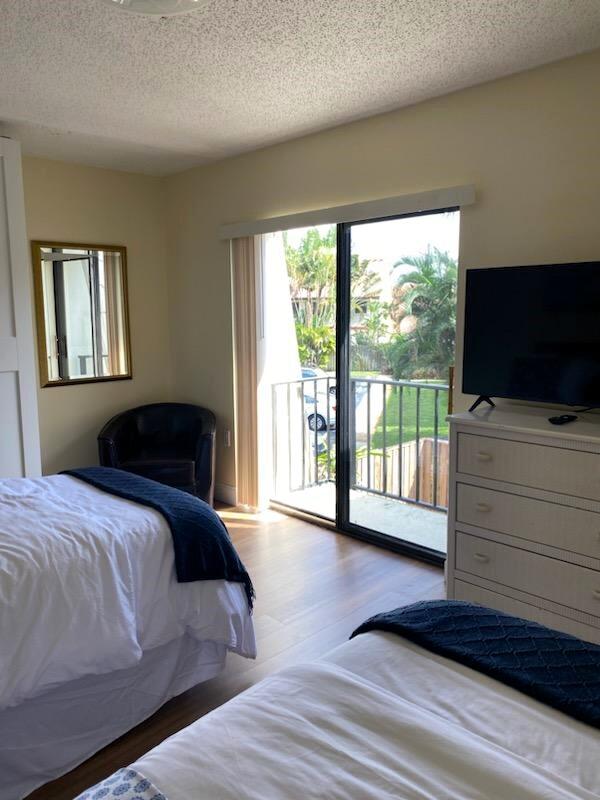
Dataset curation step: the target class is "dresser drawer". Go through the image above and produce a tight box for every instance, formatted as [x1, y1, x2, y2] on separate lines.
[456, 532, 600, 618]
[456, 483, 600, 560]
[457, 433, 600, 501]
[454, 579, 539, 618]
[453, 580, 600, 644]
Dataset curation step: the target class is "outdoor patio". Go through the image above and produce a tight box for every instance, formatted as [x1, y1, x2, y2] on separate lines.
[274, 482, 447, 553]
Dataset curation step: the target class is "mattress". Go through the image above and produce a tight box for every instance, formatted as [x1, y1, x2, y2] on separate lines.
[1, 634, 227, 800]
[0, 473, 256, 799]
[117, 631, 600, 799]
[0, 474, 256, 710]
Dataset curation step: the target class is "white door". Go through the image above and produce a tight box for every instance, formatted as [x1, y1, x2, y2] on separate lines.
[0, 137, 41, 477]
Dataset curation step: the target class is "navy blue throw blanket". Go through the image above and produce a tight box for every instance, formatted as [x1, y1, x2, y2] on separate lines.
[352, 600, 600, 729]
[63, 467, 254, 611]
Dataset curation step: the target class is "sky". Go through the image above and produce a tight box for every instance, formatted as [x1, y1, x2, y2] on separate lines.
[350, 211, 459, 268]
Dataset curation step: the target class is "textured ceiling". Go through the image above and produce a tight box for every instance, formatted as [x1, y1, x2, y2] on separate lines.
[2, 0, 600, 175]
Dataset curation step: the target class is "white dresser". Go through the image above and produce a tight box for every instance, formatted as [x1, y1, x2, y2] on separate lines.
[446, 405, 600, 644]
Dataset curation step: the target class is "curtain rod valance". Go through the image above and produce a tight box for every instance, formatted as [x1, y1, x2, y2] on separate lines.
[218, 184, 475, 240]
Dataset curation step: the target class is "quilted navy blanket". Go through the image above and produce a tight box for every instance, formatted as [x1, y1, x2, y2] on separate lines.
[64, 467, 254, 611]
[352, 600, 600, 729]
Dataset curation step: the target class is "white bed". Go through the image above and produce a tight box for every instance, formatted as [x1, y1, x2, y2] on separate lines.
[85, 630, 600, 800]
[0, 475, 256, 800]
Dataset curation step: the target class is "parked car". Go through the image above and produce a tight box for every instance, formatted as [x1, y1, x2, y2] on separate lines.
[302, 367, 336, 397]
[304, 392, 336, 431]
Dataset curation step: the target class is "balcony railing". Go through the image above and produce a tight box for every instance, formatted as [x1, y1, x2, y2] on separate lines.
[271, 376, 449, 512]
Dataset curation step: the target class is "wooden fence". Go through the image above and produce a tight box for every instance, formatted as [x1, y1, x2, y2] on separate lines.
[353, 437, 449, 509]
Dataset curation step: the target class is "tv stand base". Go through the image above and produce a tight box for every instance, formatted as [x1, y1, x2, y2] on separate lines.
[468, 395, 496, 413]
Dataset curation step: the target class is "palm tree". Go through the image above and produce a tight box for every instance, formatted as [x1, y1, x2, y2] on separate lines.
[284, 227, 380, 365]
[285, 227, 337, 328]
[392, 247, 457, 378]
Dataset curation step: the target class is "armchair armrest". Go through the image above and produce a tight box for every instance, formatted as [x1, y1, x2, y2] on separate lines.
[98, 412, 135, 468]
[98, 436, 120, 468]
[194, 430, 216, 505]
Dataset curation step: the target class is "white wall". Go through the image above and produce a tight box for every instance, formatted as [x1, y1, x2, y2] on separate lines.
[20, 50, 600, 487]
[165, 50, 600, 489]
[22, 157, 172, 474]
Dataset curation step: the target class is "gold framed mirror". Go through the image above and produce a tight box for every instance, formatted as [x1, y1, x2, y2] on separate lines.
[31, 241, 132, 387]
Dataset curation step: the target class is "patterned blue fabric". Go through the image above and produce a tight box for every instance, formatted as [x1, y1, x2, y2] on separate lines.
[351, 600, 600, 729]
[64, 466, 254, 610]
[75, 768, 166, 800]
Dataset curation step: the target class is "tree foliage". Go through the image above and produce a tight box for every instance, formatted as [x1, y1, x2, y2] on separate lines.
[360, 299, 390, 346]
[285, 227, 337, 329]
[390, 247, 457, 379]
[284, 229, 457, 377]
[295, 323, 336, 368]
[284, 227, 379, 366]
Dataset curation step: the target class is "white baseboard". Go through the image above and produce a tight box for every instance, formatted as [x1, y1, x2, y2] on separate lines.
[214, 482, 237, 506]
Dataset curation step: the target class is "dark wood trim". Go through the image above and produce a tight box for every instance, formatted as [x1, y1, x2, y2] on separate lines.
[30, 241, 133, 388]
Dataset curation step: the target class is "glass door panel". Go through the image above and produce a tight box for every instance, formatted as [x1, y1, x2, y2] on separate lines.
[268, 225, 337, 520]
[345, 211, 459, 556]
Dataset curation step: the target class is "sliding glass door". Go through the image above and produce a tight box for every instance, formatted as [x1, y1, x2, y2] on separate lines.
[267, 208, 459, 564]
[336, 209, 459, 563]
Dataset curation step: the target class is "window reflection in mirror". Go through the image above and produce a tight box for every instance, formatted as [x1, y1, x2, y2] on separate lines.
[32, 242, 132, 386]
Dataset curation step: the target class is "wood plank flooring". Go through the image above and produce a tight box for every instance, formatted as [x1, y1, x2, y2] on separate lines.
[28, 507, 444, 800]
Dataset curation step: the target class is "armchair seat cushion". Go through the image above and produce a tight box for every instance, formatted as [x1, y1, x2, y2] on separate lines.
[121, 458, 196, 488]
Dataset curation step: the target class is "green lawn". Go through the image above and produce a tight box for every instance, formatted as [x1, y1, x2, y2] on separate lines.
[370, 382, 449, 448]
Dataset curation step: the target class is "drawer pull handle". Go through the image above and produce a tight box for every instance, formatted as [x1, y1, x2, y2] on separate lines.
[594, 590, 600, 601]
[476, 452, 493, 463]
[474, 553, 490, 564]
[475, 502, 492, 513]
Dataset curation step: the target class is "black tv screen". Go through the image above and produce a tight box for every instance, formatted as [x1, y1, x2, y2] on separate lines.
[462, 262, 600, 407]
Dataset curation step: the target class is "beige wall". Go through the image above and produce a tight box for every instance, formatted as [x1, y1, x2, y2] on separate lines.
[165, 50, 600, 490]
[23, 157, 172, 474]
[24, 51, 599, 488]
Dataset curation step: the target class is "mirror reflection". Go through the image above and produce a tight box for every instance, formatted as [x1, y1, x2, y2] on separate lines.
[32, 242, 132, 386]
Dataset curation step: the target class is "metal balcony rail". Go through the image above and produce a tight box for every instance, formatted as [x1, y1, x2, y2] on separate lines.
[271, 376, 449, 511]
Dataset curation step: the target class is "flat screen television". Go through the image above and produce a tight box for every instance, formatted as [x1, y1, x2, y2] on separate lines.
[462, 261, 600, 408]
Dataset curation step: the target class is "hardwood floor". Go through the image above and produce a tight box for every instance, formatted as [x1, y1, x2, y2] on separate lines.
[28, 507, 444, 800]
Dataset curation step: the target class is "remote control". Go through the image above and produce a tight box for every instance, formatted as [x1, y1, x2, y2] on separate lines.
[548, 414, 578, 425]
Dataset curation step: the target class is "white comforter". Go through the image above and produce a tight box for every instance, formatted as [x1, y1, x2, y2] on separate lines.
[133, 632, 600, 800]
[0, 475, 256, 710]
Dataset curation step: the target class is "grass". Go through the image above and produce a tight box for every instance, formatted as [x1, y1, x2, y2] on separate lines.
[369, 382, 449, 448]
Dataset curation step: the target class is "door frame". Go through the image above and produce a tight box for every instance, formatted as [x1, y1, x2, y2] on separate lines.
[335, 207, 458, 567]
[0, 138, 41, 477]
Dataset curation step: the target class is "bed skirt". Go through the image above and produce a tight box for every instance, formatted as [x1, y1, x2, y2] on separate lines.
[0, 634, 228, 800]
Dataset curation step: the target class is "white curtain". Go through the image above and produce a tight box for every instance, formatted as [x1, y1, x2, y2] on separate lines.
[231, 233, 301, 510]
[256, 233, 301, 508]
[232, 237, 260, 509]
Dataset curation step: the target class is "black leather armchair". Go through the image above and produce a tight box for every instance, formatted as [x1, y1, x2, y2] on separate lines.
[98, 403, 216, 505]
